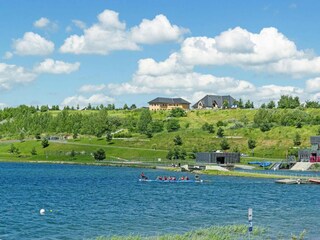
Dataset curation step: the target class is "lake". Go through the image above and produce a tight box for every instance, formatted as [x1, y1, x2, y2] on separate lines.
[0, 162, 319, 239]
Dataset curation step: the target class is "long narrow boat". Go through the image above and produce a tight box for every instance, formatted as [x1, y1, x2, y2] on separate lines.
[139, 179, 203, 183]
[309, 179, 320, 184]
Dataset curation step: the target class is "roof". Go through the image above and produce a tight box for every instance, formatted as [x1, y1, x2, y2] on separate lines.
[148, 97, 190, 104]
[192, 95, 236, 108]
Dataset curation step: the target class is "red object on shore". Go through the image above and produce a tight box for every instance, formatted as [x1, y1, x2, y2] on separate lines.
[309, 179, 320, 184]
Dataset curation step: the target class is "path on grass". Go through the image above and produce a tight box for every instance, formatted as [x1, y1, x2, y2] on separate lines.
[51, 140, 169, 153]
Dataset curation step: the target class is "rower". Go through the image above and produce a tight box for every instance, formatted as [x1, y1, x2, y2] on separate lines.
[140, 172, 148, 180]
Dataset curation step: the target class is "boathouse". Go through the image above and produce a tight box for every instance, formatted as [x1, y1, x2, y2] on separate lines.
[298, 136, 320, 162]
[196, 151, 240, 164]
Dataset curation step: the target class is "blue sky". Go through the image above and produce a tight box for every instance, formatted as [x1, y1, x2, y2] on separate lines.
[1, 0, 320, 108]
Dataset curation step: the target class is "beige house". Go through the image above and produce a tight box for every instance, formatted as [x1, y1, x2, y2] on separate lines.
[148, 97, 190, 111]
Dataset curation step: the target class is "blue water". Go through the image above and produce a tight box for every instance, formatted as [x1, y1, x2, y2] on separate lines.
[1, 162, 320, 239]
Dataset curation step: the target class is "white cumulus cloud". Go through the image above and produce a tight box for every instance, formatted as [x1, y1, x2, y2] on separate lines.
[13, 32, 54, 56]
[61, 94, 115, 107]
[72, 20, 87, 29]
[3, 52, 13, 60]
[79, 84, 106, 92]
[305, 78, 320, 93]
[34, 17, 50, 28]
[0, 63, 37, 90]
[34, 59, 80, 74]
[131, 14, 189, 44]
[60, 9, 138, 55]
[60, 9, 188, 55]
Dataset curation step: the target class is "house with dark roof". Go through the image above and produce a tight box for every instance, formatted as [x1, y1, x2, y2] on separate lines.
[193, 95, 237, 109]
[148, 97, 190, 111]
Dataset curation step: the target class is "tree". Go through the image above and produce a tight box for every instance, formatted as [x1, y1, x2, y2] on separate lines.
[166, 119, 180, 132]
[41, 138, 49, 148]
[173, 135, 183, 145]
[278, 95, 300, 109]
[220, 138, 230, 150]
[202, 123, 215, 133]
[260, 103, 266, 109]
[9, 144, 19, 155]
[238, 98, 244, 108]
[40, 105, 49, 112]
[245, 100, 253, 109]
[217, 127, 224, 138]
[293, 133, 301, 146]
[248, 138, 256, 156]
[137, 109, 152, 134]
[166, 147, 186, 160]
[305, 101, 320, 108]
[260, 122, 271, 132]
[130, 104, 137, 110]
[70, 149, 76, 159]
[148, 120, 164, 133]
[248, 138, 256, 150]
[222, 100, 229, 109]
[123, 104, 129, 110]
[267, 101, 276, 109]
[166, 149, 174, 160]
[169, 108, 187, 117]
[216, 121, 224, 127]
[93, 148, 106, 161]
[31, 147, 37, 155]
[35, 132, 41, 140]
[106, 131, 113, 142]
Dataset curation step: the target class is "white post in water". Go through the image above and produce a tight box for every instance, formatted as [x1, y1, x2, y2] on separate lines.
[248, 208, 253, 238]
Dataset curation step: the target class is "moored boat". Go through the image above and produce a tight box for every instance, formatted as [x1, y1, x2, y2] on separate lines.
[309, 179, 320, 184]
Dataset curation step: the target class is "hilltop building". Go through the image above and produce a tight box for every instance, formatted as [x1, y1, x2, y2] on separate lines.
[148, 97, 190, 111]
[193, 95, 237, 109]
[298, 136, 320, 162]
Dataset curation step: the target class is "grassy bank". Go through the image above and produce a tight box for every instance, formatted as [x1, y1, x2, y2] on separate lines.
[94, 224, 306, 240]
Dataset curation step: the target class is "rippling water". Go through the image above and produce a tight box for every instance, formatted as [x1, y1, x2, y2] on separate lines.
[1, 162, 320, 239]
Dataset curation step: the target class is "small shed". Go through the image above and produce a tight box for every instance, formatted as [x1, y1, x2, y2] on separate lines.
[196, 152, 240, 164]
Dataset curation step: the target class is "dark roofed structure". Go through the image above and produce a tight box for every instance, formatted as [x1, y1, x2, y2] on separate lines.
[148, 97, 190, 111]
[193, 95, 237, 109]
[148, 97, 190, 105]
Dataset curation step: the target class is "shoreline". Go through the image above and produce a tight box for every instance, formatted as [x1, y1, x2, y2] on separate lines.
[1, 158, 318, 180]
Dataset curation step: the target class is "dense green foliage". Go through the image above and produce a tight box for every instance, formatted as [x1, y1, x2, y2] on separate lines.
[2, 103, 320, 160]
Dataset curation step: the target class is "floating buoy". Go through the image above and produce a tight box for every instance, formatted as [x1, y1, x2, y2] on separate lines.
[40, 209, 45, 215]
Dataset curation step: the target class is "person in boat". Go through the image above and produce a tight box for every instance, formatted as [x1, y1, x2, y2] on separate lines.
[140, 172, 148, 180]
[180, 176, 185, 180]
[185, 176, 189, 180]
[195, 175, 200, 181]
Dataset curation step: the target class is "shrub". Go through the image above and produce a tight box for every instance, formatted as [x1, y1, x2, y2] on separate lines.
[169, 108, 187, 117]
[93, 148, 106, 161]
[166, 119, 180, 132]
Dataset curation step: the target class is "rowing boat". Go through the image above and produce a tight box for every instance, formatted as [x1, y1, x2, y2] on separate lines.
[139, 179, 203, 183]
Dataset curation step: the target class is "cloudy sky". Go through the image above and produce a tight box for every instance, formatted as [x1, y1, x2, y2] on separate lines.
[1, 0, 320, 108]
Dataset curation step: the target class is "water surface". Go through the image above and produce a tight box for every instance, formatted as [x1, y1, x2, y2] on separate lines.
[0, 162, 319, 239]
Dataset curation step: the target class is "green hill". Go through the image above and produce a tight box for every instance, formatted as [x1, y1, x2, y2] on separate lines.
[0, 107, 319, 163]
